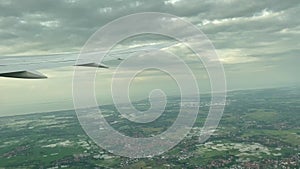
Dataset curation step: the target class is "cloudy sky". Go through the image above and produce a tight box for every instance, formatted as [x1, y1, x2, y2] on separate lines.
[0, 0, 299, 116]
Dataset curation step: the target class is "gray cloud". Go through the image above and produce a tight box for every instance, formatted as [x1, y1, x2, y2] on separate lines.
[0, 0, 298, 56]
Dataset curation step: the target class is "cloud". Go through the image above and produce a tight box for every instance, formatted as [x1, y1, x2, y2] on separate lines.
[0, 0, 298, 58]
[216, 48, 260, 64]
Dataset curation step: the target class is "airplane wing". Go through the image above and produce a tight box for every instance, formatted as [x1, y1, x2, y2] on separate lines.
[0, 42, 175, 79]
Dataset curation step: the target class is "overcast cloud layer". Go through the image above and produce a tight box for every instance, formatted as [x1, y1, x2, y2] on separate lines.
[0, 0, 299, 56]
[0, 0, 299, 116]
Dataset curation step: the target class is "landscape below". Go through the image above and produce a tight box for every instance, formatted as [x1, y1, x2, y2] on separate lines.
[0, 87, 299, 168]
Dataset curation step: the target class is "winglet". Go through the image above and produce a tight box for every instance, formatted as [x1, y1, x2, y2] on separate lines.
[0, 70, 47, 79]
[74, 63, 109, 68]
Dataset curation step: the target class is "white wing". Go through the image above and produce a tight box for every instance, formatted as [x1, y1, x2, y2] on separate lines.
[0, 42, 175, 79]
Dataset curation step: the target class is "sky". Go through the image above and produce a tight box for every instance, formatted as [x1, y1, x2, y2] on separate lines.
[0, 0, 299, 116]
